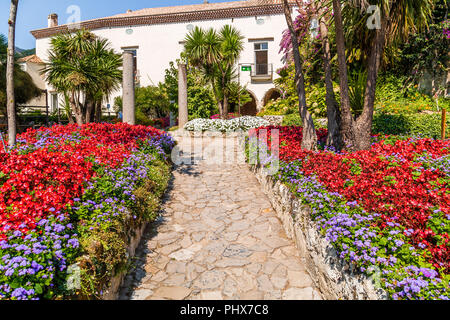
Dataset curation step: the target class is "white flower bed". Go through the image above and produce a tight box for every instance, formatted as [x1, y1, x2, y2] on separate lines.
[184, 116, 270, 132]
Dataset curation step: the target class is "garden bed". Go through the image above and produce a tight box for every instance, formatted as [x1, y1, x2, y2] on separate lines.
[247, 126, 450, 300]
[251, 164, 387, 300]
[0, 123, 175, 300]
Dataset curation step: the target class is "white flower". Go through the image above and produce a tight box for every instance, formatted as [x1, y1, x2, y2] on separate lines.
[184, 116, 270, 132]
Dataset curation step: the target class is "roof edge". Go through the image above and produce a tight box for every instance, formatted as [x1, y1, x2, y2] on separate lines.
[31, 3, 294, 39]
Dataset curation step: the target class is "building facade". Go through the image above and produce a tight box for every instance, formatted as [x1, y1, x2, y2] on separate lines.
[30, 0, 298, 115]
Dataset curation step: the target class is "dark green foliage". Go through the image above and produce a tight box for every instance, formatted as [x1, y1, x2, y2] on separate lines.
[0, 35, 42, 119]
[164, 59, 218, 120]
[373, 112, 450, 138]
[187, 85, 217, 120]
[390, 0, 449, 93]
[114, 85, 171, 125]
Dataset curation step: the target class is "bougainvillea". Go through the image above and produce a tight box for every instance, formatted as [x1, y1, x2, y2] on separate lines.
[249, 126, 449, 300]
[0, 123, 174, 300]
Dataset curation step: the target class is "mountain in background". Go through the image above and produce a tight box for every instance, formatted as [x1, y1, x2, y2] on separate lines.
[15, 47, 36, 58]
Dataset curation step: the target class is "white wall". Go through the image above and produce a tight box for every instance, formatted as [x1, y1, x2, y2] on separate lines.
[36, 12, 292, 111]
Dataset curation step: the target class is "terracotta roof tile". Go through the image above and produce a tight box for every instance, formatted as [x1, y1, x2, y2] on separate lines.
[18, 54, 44, 64]
[31, 0, 298, 39]
[111, 0, 287, 18]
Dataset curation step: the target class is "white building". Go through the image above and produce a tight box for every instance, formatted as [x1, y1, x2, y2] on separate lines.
[30, 0, 298, 116]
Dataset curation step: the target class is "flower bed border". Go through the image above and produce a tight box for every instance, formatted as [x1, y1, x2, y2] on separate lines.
[250, 164, 388, 300]
[101, 223, 147, 300]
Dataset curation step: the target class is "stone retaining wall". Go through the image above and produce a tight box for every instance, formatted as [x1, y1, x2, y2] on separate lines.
[102, 223, 148, 300]
[250, 164, 388, 300]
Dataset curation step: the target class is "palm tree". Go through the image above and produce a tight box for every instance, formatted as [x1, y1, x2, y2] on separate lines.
[282, 0, 318, 150]
[331, 0, 434, 151]
[184, 25, 244, 119]
[6, 0, 18, 146]
[43, 30, 122, 125]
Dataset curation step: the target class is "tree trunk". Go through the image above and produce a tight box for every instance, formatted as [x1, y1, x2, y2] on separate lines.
[223, 95, 229, 120]
[85, 99, 95, 124]
[220, 73, 229, 120]
[283, 0, 317, 150]
[94, 102, 102, 123]
[6, 0, 19, 147]
[355, 16, 388, 150]
[71, 92, 83, 125]
[218, 100, 224, 119]
[319, 15, 341, 150]
[332, 0, 356, 151]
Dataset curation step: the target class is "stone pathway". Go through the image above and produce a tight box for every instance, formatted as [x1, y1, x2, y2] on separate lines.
[119, 134, 322, 300]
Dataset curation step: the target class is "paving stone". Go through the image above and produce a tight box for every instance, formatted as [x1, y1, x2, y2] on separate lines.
[151, 271, 168, 282]
[282, 287, 314, 300]
[216, 258, 251, 268]
[153, 286, 192, 300]
[256, 274, 274, 292]
[287, 270, 313, 288]
[144, 264, 159, 275]
[201, 291, 223, 300]
[263, 236, 291, 249]
[160, 243, 182, 255]
[223, 278, 238, 297]
[192, 232, 206, 242]
[131, 289, 154, 300]
[271, 276, 288, 290]
[169, 249, 195, 262]
[223, 232, 239, 242]
[166, 261, 187, 274]
[194, 271, 226, 290]
[228, 221, 251, 232]
[240, 291, 264, 300]
[180, 235, 192, 248]
[164, 273, 186, 286]
[119, 136, 321, 301]
[246, 263, 262, 275]
[264, 290, 282, 300]
[223, 244, 252, 258]
[262, 261, 279, 274]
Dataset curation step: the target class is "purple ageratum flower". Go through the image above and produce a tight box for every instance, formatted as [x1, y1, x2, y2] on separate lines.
[68, 239, 79, 248]
[53, 224, 65, 233]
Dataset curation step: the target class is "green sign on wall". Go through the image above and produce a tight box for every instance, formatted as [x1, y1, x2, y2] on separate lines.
[241, 66, 252, 72]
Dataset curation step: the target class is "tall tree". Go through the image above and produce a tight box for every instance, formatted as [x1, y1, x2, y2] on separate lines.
[332, 0, 434, 151]
[184, 25, 244, 119]
[43, 30, 122, 125]
[6, 0, 18, 146]
[282, 0, 317, 150]
[314, 1, 342, 149]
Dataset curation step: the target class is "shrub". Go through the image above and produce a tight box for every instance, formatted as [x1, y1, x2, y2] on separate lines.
[282, 114, 303, 126]
[373, 112, 450, 138]
[187, 86, 217, 120]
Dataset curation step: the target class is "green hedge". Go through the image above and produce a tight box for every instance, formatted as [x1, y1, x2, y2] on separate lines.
[373, 112, 449, 139]
[280, 112, 449, 139]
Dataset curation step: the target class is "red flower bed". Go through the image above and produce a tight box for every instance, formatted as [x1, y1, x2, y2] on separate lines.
[0, 123, 166, 240]
[252, 126, 450, 272]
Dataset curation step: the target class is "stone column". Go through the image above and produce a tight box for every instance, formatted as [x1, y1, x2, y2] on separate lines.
[122, 51, 135, 125]
[178, 63, 188, 128]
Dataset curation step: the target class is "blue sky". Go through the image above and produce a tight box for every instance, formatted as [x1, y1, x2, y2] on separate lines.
[0, 0, 242, 49]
